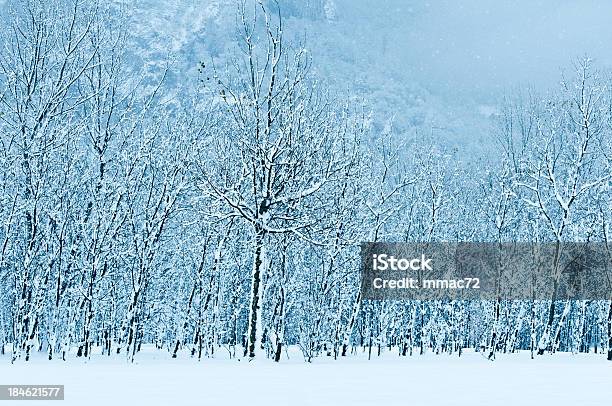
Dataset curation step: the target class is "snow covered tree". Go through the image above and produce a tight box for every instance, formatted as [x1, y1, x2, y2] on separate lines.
[198, 1, 360, 358]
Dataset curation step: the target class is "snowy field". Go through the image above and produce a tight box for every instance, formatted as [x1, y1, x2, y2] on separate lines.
[1, 348, 610, 406]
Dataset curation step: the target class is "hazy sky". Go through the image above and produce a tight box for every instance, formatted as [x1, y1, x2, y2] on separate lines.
[4, 0, 608, 147]
[383, 0, 612, 100]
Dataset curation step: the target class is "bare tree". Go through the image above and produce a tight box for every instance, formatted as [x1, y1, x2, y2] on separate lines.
[198, 1, 357, 358]
[506, 59, 611, 355]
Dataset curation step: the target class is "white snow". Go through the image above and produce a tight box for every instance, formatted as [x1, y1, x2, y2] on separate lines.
[1, 347, 610, 406]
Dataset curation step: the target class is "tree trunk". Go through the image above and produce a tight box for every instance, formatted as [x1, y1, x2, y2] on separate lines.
[538, 243, 563, 355]
[607, 300, 612, 361]
[488, 297, 501, 360]
[273, 288, 285, 362]
[342, 290, 361, 356]
[246, 227, 265, 358]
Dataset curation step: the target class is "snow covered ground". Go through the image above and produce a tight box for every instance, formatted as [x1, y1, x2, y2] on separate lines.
[1, 348, 610, 406]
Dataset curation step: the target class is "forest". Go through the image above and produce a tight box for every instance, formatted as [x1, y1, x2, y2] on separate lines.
[0, 0, 611, 366]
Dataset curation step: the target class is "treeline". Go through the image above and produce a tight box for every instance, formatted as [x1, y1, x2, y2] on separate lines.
[0, 0, 610, 363]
